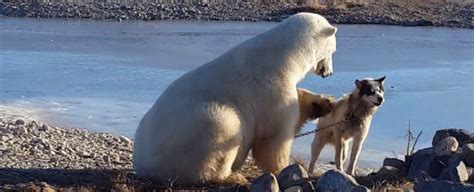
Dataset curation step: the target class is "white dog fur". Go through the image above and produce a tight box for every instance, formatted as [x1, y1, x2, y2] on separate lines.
[308, 76, 385, 176]
[133, 13, 337, 185]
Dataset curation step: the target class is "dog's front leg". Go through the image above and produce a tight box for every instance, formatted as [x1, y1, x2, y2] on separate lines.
[334, 132, 344, 171]
[347, 133, 367, 176]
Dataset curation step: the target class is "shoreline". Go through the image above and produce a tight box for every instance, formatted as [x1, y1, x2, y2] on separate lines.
[0, 112, 375, 190]
[1, 1, 473, 28]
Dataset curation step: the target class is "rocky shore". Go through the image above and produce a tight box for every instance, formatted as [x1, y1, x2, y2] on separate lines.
[1, 115, 473, 191]
[1, 1, 473, 28]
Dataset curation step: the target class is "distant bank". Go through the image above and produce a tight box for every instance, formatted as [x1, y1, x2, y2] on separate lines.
[0, 1, 472, 28]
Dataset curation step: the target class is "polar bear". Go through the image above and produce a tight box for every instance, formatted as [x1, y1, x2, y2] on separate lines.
[133, 13, 337, 185]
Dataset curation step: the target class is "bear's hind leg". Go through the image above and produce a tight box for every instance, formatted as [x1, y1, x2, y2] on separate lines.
[252, 136, 293, 173]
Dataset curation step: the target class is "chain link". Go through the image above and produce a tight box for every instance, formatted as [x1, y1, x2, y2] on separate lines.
[294, 115, 356, 138]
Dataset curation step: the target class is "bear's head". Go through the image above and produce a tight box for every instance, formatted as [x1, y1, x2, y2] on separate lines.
[314, 27, 337, 78]
[284, 13, 337, 79]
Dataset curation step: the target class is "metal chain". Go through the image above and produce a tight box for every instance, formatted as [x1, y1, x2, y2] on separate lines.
[294, 115, 357, 138]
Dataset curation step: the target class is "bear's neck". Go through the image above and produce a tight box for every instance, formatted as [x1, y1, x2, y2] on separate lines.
[232, 30, 319, 87]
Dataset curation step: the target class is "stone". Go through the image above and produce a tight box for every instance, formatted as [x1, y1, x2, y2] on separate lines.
[415, 180, 474, 192]
[0, 135, 10, 142]
[282, 180, 314, 192]
[15, 119, 25, 125]
[439, 157, 469, 182]
[428, 155, 450, 178]
[315, 169, 367, 192]
[407, 148, 436, 180]
[432, 129, 474, 146]
[284, 186, 302, 192]
[119, 135, 132, 145]
[250, 173, 279, 192]
[383, 158, 405, 170]
[461, 143, 474, 167]
[39, 124, 49, 132]
[434, 136, 459, 156]
[77, 151, 93, 158]
[277, 163, 308, 188]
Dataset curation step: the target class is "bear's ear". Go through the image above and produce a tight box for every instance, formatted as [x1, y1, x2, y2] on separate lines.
[321, 26, 337, 37]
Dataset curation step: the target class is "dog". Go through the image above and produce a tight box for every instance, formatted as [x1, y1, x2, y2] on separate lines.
[296, 88, 335, 135]
[308, 76, 385, 175]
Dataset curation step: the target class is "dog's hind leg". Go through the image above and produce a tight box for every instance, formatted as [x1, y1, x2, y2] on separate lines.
[308, 135, 326, 174]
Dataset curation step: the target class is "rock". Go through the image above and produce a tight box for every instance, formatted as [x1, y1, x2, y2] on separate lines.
[282, 180, 314, 192]
[415, 180, 474, 192]
[407, 148, 436, 180]
[434, 136, 459, 156]
[15, 119, 25, 125]
[383, 158, 405, 170]
[39, 124, 49, 132]
[315, 169, 368, 192]
[461, 143, 474, 167]
[77, 151, 93, 158]
[0, 135, 10, 142]
[428, 155, 450, 178]
[432, 129, 474, 146]
[377, 166, 403, 178]
[439, 157, 469, 182]
[119, 135, 132, 145]
[277, 163, 308, 188]
[284, 186, 302, 192]
[467, 167, 474, 183]
[250, 173, 279, 192]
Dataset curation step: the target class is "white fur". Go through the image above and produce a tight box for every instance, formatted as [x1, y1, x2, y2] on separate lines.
[308, 77, 385, 176]
[133, 13, 337, 185]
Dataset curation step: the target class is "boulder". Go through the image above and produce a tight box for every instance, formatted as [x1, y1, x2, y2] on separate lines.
[434, 136, 459, 156]
[432, 129, 474, 146]
[439, 157, 469, 182]
[461, 143, 474, 167]
[407, 148, 436, 180]
[315, 169, 369, 192]
[415, 180, 474, 192]
[428, 155, 450, 178]
[383, 158, 404, 170]
[277, 163, 308, 189]
[250, 173, 279, 192]
[282, 180, 314, 192]
[284, 186, 303, 192]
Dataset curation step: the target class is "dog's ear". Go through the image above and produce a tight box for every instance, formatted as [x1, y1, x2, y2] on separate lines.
[376, 76, 386, 83]
[355, 79, 363, 88]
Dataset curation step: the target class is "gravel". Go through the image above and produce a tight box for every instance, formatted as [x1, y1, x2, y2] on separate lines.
[0, 1, 472, 28]
[0, 117, 133, 170]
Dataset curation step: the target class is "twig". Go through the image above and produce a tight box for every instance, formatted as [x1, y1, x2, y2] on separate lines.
[391, 151, 398, 159]
[405, 121, 413, 156]
[410, 130, 423, 155]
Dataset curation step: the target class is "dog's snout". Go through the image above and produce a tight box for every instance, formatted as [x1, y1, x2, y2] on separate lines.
[378, 97, 384, 103]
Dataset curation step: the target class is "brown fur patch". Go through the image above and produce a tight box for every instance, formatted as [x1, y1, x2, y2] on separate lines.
[296, 89, 335, 133]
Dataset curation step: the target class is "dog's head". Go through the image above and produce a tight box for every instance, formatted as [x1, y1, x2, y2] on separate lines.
[354, 76, 386, 107]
